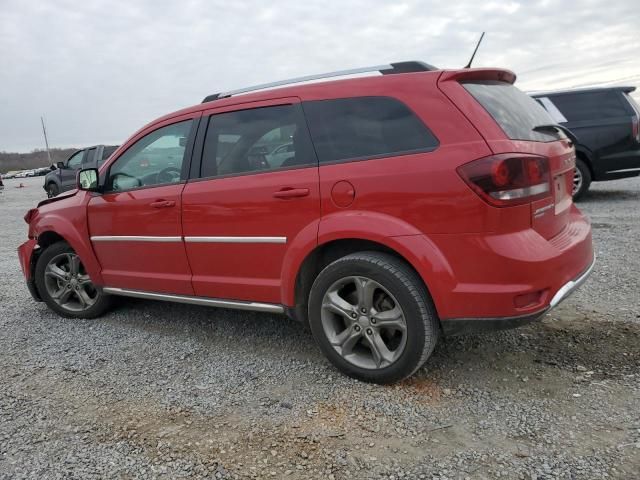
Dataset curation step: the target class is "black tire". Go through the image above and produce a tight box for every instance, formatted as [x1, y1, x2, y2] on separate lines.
[46, 182, 59, 198]
[35, 241, 112, 319]
[308, 251, 440, 384]
[573, 158, 592, 201]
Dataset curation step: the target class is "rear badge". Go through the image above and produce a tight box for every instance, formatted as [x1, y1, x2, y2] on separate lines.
[534, 203, 555, 218]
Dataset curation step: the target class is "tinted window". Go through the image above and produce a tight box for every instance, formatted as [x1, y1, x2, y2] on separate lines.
[107, 120, 192, 192]
[200, 104, 315, 178]
[83, 148, 97, 165]
[303, 96, 438, 163]
[550, 91, 629, 122]
[463, 81, 559, 142]
[100, 146, 118, 164]
[67, 150, 84, 169]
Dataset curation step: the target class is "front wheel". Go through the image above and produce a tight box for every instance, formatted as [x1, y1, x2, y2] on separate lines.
[46, 183, 59, 198]
[35, 242, 112, 318]
[308, 252, 440, 384]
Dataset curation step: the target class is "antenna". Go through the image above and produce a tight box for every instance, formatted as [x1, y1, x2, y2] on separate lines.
[464, 32, 485, 69]
[40, 116, 52, 165]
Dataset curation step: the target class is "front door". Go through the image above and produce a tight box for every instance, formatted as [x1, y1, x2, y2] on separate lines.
[181, 100, 320, 304]
[88, 117, 197, 295]
[61, 150, 85, 190]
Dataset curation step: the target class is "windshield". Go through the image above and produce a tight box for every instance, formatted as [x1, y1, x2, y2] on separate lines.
[463, 80, 562, 142]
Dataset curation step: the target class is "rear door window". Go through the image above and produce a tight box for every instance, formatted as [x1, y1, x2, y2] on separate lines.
[200, 104, 316, 178]
[463, 81, 559, 142]
[549, 91, 630, 122]
[302, 96, 438, 164]
[83, 147, 97, 166]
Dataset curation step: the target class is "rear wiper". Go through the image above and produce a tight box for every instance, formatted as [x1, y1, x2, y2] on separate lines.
[533, 124, 578, 145]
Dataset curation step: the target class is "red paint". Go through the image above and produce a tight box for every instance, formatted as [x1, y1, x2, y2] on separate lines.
[18, 67, 594, 324]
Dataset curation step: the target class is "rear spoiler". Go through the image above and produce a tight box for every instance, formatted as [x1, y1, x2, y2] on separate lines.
[438, 68, 516, 85]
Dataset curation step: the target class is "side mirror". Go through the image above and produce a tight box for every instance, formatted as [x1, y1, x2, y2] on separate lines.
[56, 161, 65, 169]
[49, 164, 56, 171]
[77, 168, 99, 191]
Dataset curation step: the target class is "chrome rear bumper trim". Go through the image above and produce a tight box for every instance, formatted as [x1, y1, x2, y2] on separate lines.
[549, 256, 596, 309]
[103, 287, 284, 314]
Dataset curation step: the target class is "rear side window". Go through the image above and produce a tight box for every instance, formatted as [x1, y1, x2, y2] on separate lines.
[101, 146, 118, 164]
[303, 96, 438, 164]
[463, 81, 559, 142]
[549, 91, 629, 122]
[83, 148, 97, 165]
[200, 104, 316, 178]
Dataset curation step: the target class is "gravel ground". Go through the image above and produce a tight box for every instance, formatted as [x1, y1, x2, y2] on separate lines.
[1, 176, 638, 479]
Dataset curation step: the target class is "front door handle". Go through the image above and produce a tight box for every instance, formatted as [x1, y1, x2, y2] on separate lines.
[150, 199, 176, 208]
[273, 188, 310, 199]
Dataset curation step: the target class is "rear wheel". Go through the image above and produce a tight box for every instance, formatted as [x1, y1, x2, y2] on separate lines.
[308, 252, 439, 384]
[35, 242, 112, 318]
[46, 182, 59, 198]
[572, 158, 591, 201]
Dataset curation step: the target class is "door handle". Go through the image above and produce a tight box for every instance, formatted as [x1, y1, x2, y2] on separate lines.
[273, 188, 310, 199]
[150, 199, 176, 208]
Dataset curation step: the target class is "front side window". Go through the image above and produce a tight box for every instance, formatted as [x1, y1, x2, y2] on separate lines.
[303, 96, 438, 164]
[107, 120, 192, 192]
[200, 104, 315, 178]
[67, 150, 84, 169]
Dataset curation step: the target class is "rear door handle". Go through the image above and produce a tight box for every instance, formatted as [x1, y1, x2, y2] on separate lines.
[150, 199, 176, 208]
[273, 188, 310, 199]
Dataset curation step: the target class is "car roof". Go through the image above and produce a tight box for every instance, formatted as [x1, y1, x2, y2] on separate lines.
[530, 85, 636, 97]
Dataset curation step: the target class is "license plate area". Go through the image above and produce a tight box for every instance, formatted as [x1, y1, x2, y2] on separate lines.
[554, 173, 571, 215]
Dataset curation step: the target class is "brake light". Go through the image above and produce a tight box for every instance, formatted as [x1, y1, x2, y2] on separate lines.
[632, 116, 639, 142]
[457, 154, 551, 207]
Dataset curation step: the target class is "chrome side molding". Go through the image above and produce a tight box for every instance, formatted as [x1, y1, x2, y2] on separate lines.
[91, 236, 182, 243]
[91, 236, 287, 244]
[102, 287, 285, 314]
[183, 236, 286, 244]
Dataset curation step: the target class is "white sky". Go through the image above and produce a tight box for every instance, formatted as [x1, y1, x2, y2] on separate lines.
[1, 0, 638, 152]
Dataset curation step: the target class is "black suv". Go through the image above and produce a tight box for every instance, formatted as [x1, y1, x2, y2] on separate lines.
[43, 145, 118, 197]
[531, 87, 640, 199]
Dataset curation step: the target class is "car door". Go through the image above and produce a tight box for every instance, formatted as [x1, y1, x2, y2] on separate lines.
[61, 150, 85, 190]
[87, 114, 199, 295]
[181, 99, 320, 304]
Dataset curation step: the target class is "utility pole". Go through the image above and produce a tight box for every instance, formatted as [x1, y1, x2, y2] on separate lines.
[40, 116, 52, 165]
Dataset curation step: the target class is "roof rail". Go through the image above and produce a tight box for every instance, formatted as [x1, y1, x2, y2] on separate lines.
[202, 61, 437, 103]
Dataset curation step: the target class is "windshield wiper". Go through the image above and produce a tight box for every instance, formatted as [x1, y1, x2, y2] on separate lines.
[533, 124, 578, 145]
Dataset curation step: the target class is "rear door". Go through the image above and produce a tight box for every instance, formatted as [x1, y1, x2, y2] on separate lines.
[181, 98, 320, 304]
[87, 115, 198, 295]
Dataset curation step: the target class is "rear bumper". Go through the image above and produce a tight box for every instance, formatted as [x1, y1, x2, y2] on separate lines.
[441, 256, 595, 336]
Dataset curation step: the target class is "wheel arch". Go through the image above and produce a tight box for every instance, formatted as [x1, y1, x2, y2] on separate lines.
[283, 234, 452, 325]
[32, 214, 103, 286]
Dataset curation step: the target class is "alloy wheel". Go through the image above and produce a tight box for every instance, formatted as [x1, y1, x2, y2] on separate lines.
[43, 253, 98, 312]
[573, 168, 583, 196]
[320, 276, 407, 370]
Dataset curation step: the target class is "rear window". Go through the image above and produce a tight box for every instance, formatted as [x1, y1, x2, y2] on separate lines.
[463, 81, 559, 142]
[549, 91, 629, 122]
[303, 96, 438, 164]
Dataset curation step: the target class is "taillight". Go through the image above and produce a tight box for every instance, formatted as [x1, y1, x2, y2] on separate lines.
[457, 154, 551, 207]
[632, 116, 639, 142]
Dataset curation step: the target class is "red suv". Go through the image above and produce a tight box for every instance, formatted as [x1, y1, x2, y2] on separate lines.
[18, 62, 594, 384]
